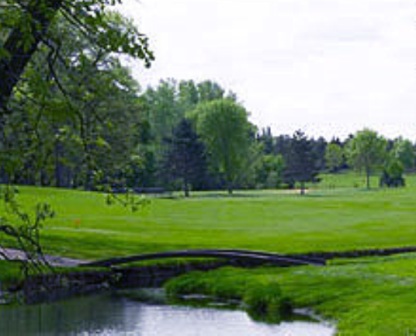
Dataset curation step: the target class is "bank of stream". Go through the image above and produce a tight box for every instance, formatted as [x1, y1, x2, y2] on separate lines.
[0, 259, 336, 335]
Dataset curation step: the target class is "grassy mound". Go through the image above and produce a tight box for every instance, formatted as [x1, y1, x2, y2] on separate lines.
[165, 267, 291, 323]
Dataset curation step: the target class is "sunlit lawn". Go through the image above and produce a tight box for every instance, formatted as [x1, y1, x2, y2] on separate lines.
[6, 172, 416, 260]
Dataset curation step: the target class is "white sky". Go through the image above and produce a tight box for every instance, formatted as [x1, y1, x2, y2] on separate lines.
[118, 0, 416, 141]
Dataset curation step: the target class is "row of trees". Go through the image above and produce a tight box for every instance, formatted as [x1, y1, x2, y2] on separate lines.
[334, 129, 413, 189]
[2, 58, 415, 195]
[258, 128, 415, 191]
[1, 2, 415, 196]
[0, 1, 255, 192]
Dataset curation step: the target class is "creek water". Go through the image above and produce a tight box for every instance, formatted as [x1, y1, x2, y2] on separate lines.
[0, 293, 335, 335]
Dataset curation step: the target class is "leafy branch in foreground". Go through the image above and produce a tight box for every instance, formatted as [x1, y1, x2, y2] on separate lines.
[105, 189, 150, 213]
[0, 185, 55, 278]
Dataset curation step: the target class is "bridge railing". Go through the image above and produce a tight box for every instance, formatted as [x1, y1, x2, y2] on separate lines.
[82, 249, 326, 268]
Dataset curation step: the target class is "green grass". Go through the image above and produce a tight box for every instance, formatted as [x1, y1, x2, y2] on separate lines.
[3, 173, 416, 334]
[7, 178, 416, 259]
[315, 171, 380, 189]
[315, 170, 416, 189]
[166, 267, 290, 323]
[166, 253, 416, 335]
[0, 261, 22, 287]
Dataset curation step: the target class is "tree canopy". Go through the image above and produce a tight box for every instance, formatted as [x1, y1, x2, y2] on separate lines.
[346, 129, 387, 189]
[163, 118, 207, 197]
[325, 143, 344, 172]
[193, 99, 255, 194]
[0, 0, 153, 112]
[283, 130, 318, 195]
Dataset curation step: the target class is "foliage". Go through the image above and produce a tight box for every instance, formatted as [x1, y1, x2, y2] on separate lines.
[143, 79, 233, 146]
[283, 130, 318, 194]
[346, 129, 387, 189]
[255, 154, 285, 189]
[143, 79, 182, 148]
[0, 0, 153, 111]
[311, 136, 327, 171]
[0, 5, 154, 277]
[380, 157, 405, 188]
[194, 99, 255, 194]
[142, 79, 235, 188]
[325, 143, 344, 172]
[0, 185, 55, 278]
[391, 137, 415, 171]
[163, 119, 208, 196]
[0, 15, 145, 190]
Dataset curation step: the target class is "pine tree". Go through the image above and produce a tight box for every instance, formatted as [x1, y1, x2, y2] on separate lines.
[284, 130, 318, 195]
[164, 119, 207, 197]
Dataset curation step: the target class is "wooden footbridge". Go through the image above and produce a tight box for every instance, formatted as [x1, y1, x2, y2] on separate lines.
[82, 249, 326, 268]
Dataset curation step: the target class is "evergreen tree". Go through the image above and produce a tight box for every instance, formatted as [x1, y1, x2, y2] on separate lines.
[164, 119, 207, 197]
[284, 130, 318, 195]
[311, 136, 327, 171]
[257, 127, 274, 155]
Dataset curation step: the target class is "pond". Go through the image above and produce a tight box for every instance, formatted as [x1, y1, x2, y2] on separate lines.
[0, 293, 335, 335]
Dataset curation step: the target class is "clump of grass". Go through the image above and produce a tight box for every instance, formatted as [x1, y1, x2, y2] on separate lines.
[165, 268, 249, 300]
[0, 261, 23, 288]
[165, 267, 291, 323]
[243, 281, 291, 323]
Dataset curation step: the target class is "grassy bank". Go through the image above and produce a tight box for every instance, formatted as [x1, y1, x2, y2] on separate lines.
[166, 253, 416, 335]
[0, 262, 22, 287]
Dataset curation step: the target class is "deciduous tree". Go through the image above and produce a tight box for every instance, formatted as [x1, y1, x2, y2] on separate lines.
[325, 143, 344, 172]
[0, 0, 153, 112]
[194, 99, 254, 194]
[391, 137, 415, 171]
[346, 129, 387, 189]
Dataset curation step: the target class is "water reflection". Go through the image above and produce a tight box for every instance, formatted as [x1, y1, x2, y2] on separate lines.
[0, 294, 335, 335]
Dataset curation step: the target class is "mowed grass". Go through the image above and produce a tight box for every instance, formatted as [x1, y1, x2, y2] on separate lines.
[5, 173, 416, 260]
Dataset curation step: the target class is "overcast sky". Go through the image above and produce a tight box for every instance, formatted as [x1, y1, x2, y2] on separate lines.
[119, 0, 416, 140]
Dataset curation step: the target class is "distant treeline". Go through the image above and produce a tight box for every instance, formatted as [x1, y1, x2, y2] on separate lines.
[1, 1, 413, 196]
[1, 22, 413, 194]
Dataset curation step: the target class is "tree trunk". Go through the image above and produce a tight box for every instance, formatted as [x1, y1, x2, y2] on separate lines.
[183, 179, 190, 197]
[366, 168, 371, 189]
[227, 182, 233, 195]
[0, 0, 63, 111]
[300, 181, 305, 195]
[54, 138, 64, 187]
